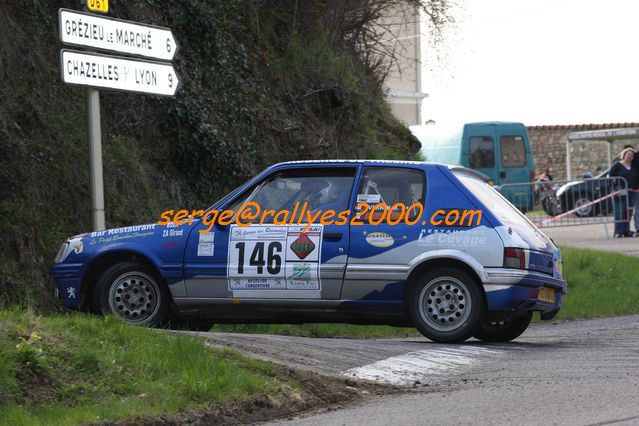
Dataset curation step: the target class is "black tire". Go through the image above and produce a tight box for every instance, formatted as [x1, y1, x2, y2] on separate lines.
[93, 261, 170, 326]
[541, 195, 558, 216]
[472, 312, 532, 342]
[409, 267, 486, 343]
[571, 193, 593, 217]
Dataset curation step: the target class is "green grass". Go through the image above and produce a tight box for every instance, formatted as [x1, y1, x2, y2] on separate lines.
[0, 310, 295, 425]
[556, 247, 639, 319]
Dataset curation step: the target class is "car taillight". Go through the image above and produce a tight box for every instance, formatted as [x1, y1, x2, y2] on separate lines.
[504, 247, 526, 269]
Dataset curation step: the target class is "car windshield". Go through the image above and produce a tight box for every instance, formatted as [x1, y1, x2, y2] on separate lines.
[454, 170, 552, 249]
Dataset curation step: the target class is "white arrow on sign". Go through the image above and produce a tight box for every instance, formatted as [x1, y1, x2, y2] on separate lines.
[59, 8, 178, 61]
[60, 49, 180, 96]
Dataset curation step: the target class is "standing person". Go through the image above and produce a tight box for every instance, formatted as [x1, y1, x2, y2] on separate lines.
[609, 147, 638, 237]
[630, 147, 639, 235]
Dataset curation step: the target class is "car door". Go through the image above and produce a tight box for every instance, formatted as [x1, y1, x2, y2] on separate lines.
[495, 125, 533, 210]
[183, 166, 355, 300]
[343, 166, 425, 302]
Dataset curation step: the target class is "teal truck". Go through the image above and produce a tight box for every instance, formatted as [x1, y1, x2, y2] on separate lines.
[411, 122, 536, 212]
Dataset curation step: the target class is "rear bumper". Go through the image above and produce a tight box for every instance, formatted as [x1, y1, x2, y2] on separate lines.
[484, 268, 567, 320]
[49, 263, 83, 308]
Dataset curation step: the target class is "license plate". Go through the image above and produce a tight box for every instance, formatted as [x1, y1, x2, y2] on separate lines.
[538, 287, 556, 304]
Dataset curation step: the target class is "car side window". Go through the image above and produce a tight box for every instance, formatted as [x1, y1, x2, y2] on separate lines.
[357, 167, 425, 220]
[469, 136, 495, 168]
[228, 168, 356, 223]
[500, 136, 527, 167]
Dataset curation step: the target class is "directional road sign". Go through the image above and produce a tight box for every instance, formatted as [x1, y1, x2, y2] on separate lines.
[59, 9, 178, 61]
[60, 49, 180, 96]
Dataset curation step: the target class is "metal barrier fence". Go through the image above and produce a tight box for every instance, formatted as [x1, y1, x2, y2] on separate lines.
[496, 177, 631, 231]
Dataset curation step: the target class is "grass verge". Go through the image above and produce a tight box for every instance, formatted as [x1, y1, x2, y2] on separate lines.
[213, 247, 639, 336]
[556, 246, 639, 319]
[0, 310, 298, 425]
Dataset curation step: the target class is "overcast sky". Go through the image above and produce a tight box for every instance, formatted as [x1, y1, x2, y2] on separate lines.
[423, 0, 639, 126]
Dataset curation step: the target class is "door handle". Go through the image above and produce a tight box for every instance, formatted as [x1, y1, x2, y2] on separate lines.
[323, 232, 342, 241]
[500, 171, 507, 179]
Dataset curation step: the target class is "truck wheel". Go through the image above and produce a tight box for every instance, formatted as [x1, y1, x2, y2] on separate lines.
[93, 261, 169, 326]
[409, 267, 485, 343]
[472, 312, 532, 342]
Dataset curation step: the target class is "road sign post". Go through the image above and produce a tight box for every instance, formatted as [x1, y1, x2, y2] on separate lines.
[59, 5, 179, 231]
[87, 87, 105, 230]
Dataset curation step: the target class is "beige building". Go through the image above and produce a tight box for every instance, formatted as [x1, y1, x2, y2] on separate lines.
[377, 4, 428, 125]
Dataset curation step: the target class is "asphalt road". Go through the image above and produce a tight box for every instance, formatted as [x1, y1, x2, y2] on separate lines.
[198, 315, 639, 426]
[543, 223, 639, 257]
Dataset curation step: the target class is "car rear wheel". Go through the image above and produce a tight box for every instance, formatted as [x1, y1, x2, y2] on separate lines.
[472, 312, 532, 342]
[94, 261, 169, 326]
[541, 195, 559, 216]
[409, 268, 485, 343]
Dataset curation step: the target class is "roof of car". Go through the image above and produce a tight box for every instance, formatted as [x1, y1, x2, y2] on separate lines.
[272, 159, 427, 166]
[268, 160, 488, 181]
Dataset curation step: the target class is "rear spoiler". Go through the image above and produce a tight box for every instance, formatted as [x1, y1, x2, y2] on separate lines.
[448, 166, 490, 183]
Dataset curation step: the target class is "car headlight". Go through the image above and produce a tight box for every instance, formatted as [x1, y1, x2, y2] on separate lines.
[55, 242, 69, 263]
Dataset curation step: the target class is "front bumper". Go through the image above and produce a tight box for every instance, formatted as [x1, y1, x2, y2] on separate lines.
[49, 263, 83, 308]
[484, 268, 567, 320]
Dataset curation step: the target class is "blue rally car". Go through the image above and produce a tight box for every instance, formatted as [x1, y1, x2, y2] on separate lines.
[50, 160, 566, 343]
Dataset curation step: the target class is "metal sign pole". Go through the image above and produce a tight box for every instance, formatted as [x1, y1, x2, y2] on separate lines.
[82, 0, 105, 231]
[87, 88, 105, 230]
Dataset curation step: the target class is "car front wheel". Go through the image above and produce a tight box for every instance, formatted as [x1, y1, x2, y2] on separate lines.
[94, 261, 169, 326]
[472, 312, 532, 342]
[409, 267, 485, 343]
[572, 194, 593, 217]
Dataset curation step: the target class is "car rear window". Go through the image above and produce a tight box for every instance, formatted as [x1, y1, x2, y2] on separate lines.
[454, 170, 551, 247]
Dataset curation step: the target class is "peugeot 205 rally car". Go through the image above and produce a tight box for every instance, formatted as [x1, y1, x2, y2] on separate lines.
[51, 160, 566, 343]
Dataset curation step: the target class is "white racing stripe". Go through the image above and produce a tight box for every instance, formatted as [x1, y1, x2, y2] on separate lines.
[344, 346, 506, 385]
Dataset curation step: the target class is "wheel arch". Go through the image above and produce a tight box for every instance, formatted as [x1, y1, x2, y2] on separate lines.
[80, 251, 165, 311]
[403, 255, 487, 314]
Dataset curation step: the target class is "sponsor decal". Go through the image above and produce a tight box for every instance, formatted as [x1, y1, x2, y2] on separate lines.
[89, 224, 156, 238]
[227, 225, 322, 294]
[197, 232, 215, 256]
[357, 193, 381, 204]
[290, 233, 316, 260]
[231, 278, 286, 289]
[88, 231, 154, 245]
[231, 226, 287, 240]
[365, 231, 395, 248]
[289, 264, 311, 280]
[418, 228, 488, 247]
[162, 221, 185, 237]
